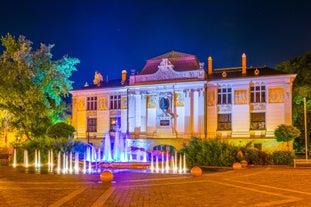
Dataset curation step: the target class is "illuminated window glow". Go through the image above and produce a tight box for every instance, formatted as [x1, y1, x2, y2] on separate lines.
[110, 117, 121, 131]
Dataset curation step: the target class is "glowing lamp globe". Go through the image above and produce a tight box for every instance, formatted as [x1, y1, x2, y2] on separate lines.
[191, 166, 202, 177]
[100, 171, 114, 182]
[232, 162, 242, 170]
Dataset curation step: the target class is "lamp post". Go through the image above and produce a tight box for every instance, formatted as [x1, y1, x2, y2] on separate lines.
[87, 116, 90, 144]
[304, 97, 308, 161]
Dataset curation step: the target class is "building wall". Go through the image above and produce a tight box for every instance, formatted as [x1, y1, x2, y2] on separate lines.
[206, 75, 295, 152]
[70, 73, 295, 153]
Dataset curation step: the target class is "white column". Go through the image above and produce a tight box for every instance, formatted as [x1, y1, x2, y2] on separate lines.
[192, 90, 199, 135]
[135, 93, 141, 135]
[128, 93, 135, 133]
[198, 88, 205, 136]
[141, 94, 146, 133]
[184, 90, 191, 136]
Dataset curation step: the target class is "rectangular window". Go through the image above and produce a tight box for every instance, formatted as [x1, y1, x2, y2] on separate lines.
[250, 113, 265, 130]
[87, 117, 97, 132]
[250, 85, 266, 103]
[217, 87, 232, 104]
[110, 95, 121, 110]
[110, 117, 121, 131]
[87, 97, 97, 110]
[217, 114, 232, 130]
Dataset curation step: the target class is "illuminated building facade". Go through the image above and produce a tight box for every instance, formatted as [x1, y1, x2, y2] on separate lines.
[70, 51, 296, 152]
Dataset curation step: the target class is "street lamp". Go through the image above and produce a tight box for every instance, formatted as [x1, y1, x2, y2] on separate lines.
[304, 97, 308, 161]
[87, 116, 90, 144]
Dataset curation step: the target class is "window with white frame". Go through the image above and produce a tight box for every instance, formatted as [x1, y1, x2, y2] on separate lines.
[87, 117, 97, 132]
[250, 113, 265, 130]
[110, 95, 121, 110]
[217, 86, 232, 104]
[217, 114, 232, 130]
[87, 97, 97, 110]
[250, 83, 266, 103]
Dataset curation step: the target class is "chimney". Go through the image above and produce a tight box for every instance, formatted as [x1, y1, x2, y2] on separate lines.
[242, 53, 247, 75]
[208, 56, 213, 75]
[121, 69, 127, 84]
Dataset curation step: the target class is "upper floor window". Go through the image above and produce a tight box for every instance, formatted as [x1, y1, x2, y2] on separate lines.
[87, 97, 97, 110]
[110, 95, 121, 110]
[217, 87, 232, 104]
[250, 83, 266, 103]
[87, 117, 97, 132]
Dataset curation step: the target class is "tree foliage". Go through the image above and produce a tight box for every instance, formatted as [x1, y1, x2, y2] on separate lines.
[0, 34, 79, 140]
[276, 51, 311, 146]
[46, 122, 75, 139]
[274, 124, 301, 143]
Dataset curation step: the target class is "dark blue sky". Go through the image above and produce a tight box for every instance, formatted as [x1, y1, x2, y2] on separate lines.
[1, 1, 311, 88]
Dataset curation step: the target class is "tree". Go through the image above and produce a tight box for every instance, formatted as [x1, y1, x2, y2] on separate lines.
[46, 122, 75, 139]
[0, 34, 79, 140]
[276, 51, 311, 148]
[274, 124, 301, 149]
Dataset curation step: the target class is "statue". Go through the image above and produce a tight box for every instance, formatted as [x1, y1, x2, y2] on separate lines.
[93, 71, 103, 86]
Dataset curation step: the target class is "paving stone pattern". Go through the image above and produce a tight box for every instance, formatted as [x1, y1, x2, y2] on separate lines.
[1, 166, 311, 207]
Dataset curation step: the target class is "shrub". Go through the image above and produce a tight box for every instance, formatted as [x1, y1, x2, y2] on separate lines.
[272, 151, 293, 165]
[181, 137, 239, 167]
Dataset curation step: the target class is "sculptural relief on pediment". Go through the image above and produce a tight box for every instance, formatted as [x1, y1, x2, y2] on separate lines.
[131, 58, 205, 84]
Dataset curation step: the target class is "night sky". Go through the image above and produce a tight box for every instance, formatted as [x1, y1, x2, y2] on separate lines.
[1, 0, 311, 89]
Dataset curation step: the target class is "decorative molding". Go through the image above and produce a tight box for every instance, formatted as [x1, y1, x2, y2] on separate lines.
[250, 103, 266, 111]
[121, 96, 127, 109]
[268, 87, 284, 103]
[174, 92, 184, 107]
[218, 104, 232, 113]
[98, 97, 108, 110]
[234, 90, 248, 104]
[147, 94, 157, 108]
[207, 91, 215, 106]
[130, 58, 205, 84]
[222, 71, 227, 78]
[77, 97, 85, 111]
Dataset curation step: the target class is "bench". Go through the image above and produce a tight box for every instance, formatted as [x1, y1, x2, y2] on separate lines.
[294, 159, 311, 168]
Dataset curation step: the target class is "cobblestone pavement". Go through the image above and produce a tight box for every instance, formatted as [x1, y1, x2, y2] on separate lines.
[1, 165, 311, 207]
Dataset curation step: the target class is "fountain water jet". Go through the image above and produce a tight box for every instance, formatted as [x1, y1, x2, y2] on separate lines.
[103, 132, 112, 161]
[23, 150, 28, 168]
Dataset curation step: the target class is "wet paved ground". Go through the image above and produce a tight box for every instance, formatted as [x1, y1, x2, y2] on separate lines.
[1, 165, 311, 207]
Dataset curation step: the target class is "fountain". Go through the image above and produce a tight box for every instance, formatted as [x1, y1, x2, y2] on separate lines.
[9, 129, 187, 175]
[149, 151, 187, 174]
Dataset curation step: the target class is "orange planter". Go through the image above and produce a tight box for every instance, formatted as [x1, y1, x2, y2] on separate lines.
[100, 170, 114, 182]
[232, 162, 242, 170]
[191, 166, 202, 177]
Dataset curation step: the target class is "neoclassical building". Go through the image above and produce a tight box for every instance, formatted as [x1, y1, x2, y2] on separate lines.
[70, 51, 296, 152]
